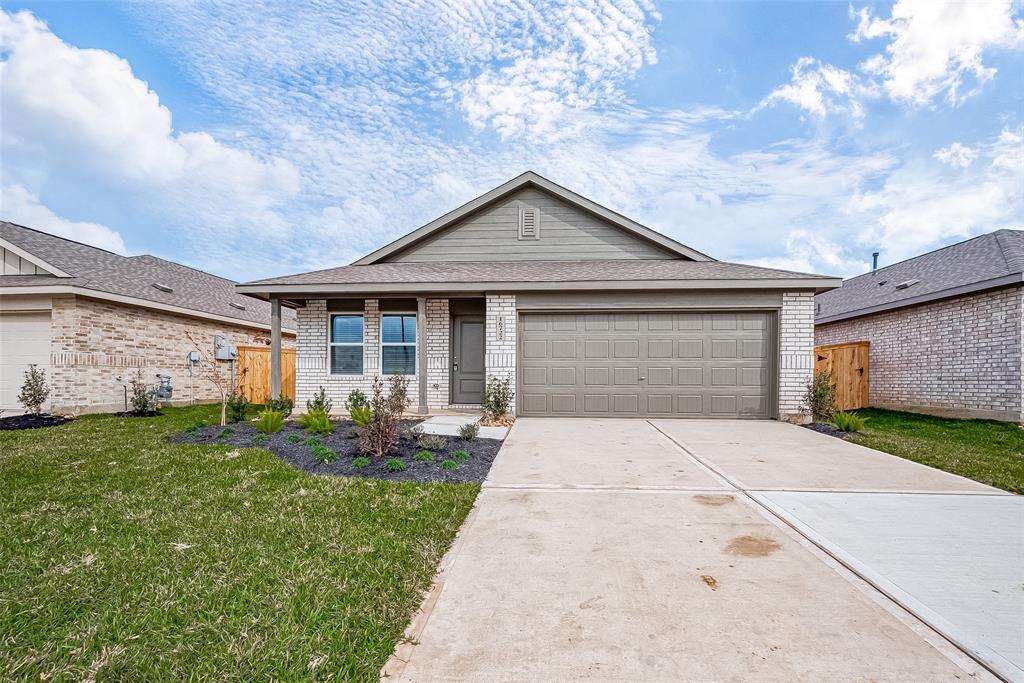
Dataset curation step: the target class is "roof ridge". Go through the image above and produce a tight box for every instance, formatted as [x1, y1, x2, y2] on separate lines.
[0, 220, 124, 257]
[992, 229, 1024, 273]
[841, 231, 1002, 284]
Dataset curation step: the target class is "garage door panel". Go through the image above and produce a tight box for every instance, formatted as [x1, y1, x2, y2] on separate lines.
[0, 311, 52, 411]
[519, 311, 772, 418]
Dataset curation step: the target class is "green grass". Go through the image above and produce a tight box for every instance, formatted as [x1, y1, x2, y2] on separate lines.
[0, 406, 479, 681]
[848, 408, 1024, 494]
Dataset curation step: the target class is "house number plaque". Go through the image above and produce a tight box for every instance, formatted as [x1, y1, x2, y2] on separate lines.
[496, 316, 505, 342]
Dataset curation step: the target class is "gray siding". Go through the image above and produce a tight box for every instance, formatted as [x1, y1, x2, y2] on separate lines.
[2, 246, 51, 275]
[385, 188, 677, 263]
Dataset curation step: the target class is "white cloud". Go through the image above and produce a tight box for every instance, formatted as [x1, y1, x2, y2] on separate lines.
[0, 10, 300, 272]
[760, 57, 875, 120]
[746, 230, 869, 275]
[850, 0, 1024, 106]
[933, 142, 977, 168]
[1, 184, 127, 253]
[851, 128, 1023, 262]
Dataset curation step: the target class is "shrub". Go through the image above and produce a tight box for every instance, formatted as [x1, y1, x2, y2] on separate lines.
[804, 370, 837, 422]
[350, 404, 372, 426]
[360, 376, 411, 458]
[453, 449, 471, 462]
[414, 450, 435, 461]
[304, 436, 322, 448]
[254, 409, 285, 434]
[253, 433, 268, 444]
[344, 388, 367, 413]
[185, 419, 206, 435]
[216, 427, 235, 439]
[417, 432, 447, 451]
[128, 370, 156, 415]
[351, 456, 370, 468]
[17, 364, 50, 415]
[833, 411, 868, 433]
[346, 428, 360, 439]
[226, 393, 250, 423]
[300, 409, 334, 435]
[385, 458, 406, 472]
[307, 386, 333, 415]
[401, 424, 423, 441]
[458, 422, 479, 441]
[265, 396, 293, 416]
[441, 459, 458, 470]
[311, 444, 336, 462]
[286, 433, 304, 443]
[482, 376, 513, 421]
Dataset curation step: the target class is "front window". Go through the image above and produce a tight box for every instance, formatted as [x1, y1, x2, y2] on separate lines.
[381, 313, 416, 375]
[330, 314, 363, 374]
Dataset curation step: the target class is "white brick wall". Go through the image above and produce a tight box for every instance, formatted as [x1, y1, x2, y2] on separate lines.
[426, 299, 449, 409]
[485, 294, 517, 414]
[816, 286, 1023, 422]
[296, 298, 421, 414]
[779, 291, 815, 423]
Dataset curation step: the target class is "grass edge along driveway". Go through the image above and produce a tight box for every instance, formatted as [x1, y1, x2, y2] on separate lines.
[0, 405, 478, 682]
[849, 408, 1024, 494]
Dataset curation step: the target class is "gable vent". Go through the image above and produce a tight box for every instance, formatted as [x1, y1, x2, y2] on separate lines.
[518, 207, 540, 240]
[152, 283, 173, 293]
[894, 279, 919, 290]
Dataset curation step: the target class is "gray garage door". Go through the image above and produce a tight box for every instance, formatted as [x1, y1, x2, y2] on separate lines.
[518, 311, 772, 418]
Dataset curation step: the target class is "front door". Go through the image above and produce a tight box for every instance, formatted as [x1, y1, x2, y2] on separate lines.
[451, 315, 485, 404]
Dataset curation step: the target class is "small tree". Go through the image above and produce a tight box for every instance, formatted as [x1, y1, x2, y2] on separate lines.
[18, 364, 49, 415]
[360, 375, 410, 458]
[804, 369, 838, 422]
[185, 332, 232, 426]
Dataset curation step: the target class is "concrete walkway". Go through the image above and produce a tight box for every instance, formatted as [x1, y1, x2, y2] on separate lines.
[386, 418, 1019, 682]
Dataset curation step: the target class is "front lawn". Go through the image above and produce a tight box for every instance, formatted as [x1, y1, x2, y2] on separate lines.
[848, 408, 1024, 494]
[0, 405, 479, 681]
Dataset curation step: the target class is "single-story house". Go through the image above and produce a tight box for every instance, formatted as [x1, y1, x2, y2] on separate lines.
[0, 221, 296, 414]
[239, 172, 838, 421]
[816, 229, 1023, 422]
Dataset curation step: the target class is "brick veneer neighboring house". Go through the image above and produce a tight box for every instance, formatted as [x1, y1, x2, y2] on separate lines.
[815, 229, 1024, 422]
[1, 222, 296, 414]
[240, 172, 839, 422]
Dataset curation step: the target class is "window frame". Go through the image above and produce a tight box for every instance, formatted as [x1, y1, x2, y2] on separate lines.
[380, 311, 417, 376]
[328, 313, 364, 376]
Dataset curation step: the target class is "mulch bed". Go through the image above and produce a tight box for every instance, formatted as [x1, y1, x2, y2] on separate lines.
[802, 422, 849, 440]
[113, 410, 163, 418]
[170, 418, 503, 483]
[0, 413, 72, 431]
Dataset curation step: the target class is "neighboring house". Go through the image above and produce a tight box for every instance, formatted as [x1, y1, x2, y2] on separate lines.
[239, 172, 838, 421]
[0, 222, 296, 414]
[816, 229, 1024, 423]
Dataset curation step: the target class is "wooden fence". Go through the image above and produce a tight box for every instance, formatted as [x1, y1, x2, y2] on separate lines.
[237, 346, 296, 404]
[814, 341, 870, 411]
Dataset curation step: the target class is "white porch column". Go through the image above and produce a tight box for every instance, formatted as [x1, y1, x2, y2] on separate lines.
[270, 296, 282, 400]
[416, 296, 428, 414]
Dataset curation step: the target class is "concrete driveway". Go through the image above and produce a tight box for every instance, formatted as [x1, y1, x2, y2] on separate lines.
[386, 419, 1021, 682]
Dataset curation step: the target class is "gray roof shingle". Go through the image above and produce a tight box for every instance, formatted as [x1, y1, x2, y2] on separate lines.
[816, 229, 1024, 323]
[241, 259, 835, 287]
[1, 221, 296, 329]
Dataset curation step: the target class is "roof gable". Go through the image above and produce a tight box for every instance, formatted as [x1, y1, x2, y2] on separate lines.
[355, 171, 713, 264]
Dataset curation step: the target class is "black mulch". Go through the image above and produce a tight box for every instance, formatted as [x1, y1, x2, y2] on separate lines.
[0, 413, 72, 431]
[169, 418, 503, 483]
[802, 422, 849, 440]
[113, 410, 163, 418]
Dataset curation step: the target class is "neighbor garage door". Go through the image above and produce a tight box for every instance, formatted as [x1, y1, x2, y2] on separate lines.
[0, 310, 52, 412]
[518, 311, 772, 418]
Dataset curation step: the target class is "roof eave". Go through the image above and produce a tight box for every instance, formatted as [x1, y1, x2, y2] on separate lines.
[351, 171, 714, 265]
[0, 283, 297, 333]
[237, 277, 841, 298]
[815, 272, 1023, 325]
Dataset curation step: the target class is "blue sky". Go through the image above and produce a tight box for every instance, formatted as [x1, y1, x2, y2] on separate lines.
[1, 1, 1021, 281]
